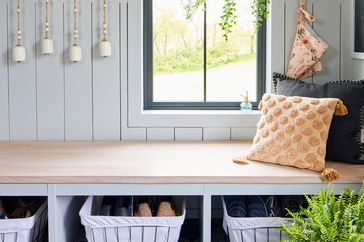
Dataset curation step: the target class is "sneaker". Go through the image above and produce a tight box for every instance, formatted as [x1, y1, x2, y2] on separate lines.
[246, 196, 268, 217]
[114, 196, 131, 216]
[0, 198, 8, 219]
[225, 196, 247, 217]
[281, 196, 306, 217]
[98, 197, 114, 216]
[265, 196, 282, 217]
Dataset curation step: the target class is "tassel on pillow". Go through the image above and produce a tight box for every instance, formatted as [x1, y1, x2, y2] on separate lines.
[233, 156, 250, 165]
[320, 168, 341, 183]
[258, 100, 263, 110]
[335, 100, 348, 116]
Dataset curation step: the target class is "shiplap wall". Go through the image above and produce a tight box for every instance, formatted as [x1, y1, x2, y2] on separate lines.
[353, 60, 364, 79]
[0, 0, 354, 141]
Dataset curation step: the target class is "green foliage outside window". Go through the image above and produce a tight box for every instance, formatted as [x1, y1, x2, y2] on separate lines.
[153, 3, 257, 74]
[183, 0, 270, 41]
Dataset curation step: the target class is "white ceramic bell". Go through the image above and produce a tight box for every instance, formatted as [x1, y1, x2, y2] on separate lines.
[12, 45, 26, 63]
[69, 44, 82, 62]
[41, 38, 54, 55]
[98, 40, 111, 57]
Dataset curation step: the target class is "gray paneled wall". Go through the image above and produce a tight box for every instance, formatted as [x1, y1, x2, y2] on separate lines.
[0, 0, 354, 141]
[0, 0, 122, 141]
[353, 59, 364, 79]
[0, 1, 9, 140]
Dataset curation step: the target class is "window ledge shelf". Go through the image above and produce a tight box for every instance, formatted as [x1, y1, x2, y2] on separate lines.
[141, 110, 262, 116]
[128, 109, 262, 128]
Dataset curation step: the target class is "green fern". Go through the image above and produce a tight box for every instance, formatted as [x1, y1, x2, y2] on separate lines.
[282, 183, 364, 242]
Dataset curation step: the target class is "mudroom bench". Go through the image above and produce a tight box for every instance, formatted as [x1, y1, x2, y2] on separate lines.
[0, 141, 363, 242]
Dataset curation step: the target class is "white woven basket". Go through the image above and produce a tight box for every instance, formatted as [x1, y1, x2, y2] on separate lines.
[222, 197, 290, 242]
[0, 201, 47, 242]
[80, 196, 186, 242]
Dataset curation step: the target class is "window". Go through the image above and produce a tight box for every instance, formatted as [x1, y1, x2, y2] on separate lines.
[144, 0, 266, 110]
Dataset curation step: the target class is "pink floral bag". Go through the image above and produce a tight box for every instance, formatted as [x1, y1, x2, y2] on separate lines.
[286, 0, 328, 80]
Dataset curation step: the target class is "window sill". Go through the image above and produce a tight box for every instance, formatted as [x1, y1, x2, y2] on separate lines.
[128, 109, 262, 128]
[141, 110, 262, 116]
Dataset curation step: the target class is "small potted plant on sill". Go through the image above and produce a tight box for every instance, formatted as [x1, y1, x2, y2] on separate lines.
[282, 184, 364, 242]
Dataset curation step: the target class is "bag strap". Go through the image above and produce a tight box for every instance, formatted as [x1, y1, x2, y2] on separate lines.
[298, 0, 316, 23]
[300, 0, 305, 9]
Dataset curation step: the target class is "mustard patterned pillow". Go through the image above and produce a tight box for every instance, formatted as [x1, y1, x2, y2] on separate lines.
[246, 93, 347, 172]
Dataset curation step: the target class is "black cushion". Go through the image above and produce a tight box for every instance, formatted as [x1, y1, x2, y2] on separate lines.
[273, 72, 364, 164]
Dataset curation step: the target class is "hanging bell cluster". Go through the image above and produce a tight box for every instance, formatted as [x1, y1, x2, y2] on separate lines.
[69, 0, 82, 62]
[12, 0, 25, 63]
[98, 0, 111, 58]
[41, 0, 54, 55]
[13, 0, 113, 64]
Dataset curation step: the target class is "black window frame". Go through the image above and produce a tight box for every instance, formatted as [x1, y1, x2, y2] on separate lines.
[143, 0, 266, 110]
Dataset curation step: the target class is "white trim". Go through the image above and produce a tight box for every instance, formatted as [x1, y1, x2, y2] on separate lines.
[352, 52, 364, 60]
[127, 0, 268, 129]
[121, 0, 147, 139]
[352, 0, 364, 59]
[129, 110, 262, 128]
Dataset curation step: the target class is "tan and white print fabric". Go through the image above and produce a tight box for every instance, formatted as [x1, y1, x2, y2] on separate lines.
[286, 0, 328, 80]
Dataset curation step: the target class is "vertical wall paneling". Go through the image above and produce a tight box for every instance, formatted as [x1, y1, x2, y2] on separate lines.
[311, 0, 341, 83]
[120, 0, 127, 139]
[64, 1, 93, 140]
[284, 0, 299, 73]
[0, 1, 9, 140]
[231, 127, 256, 141]
[146, 128, 174, 141]
[340, 0, 353, 80]
[92, 0, 120, 140]
[174, 128, 203, 141]
[36, 0, 65, 140]
[126, 0, 142, 122]
[352, 60, 364, 79]
[121, 0, 147, 140]
[268, 0, 285, 78]
[203, 128, 231, 141]
[8, 0, 37, 140]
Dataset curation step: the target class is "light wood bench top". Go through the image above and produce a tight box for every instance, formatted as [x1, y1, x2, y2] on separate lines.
[0, 141, 363, 184]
